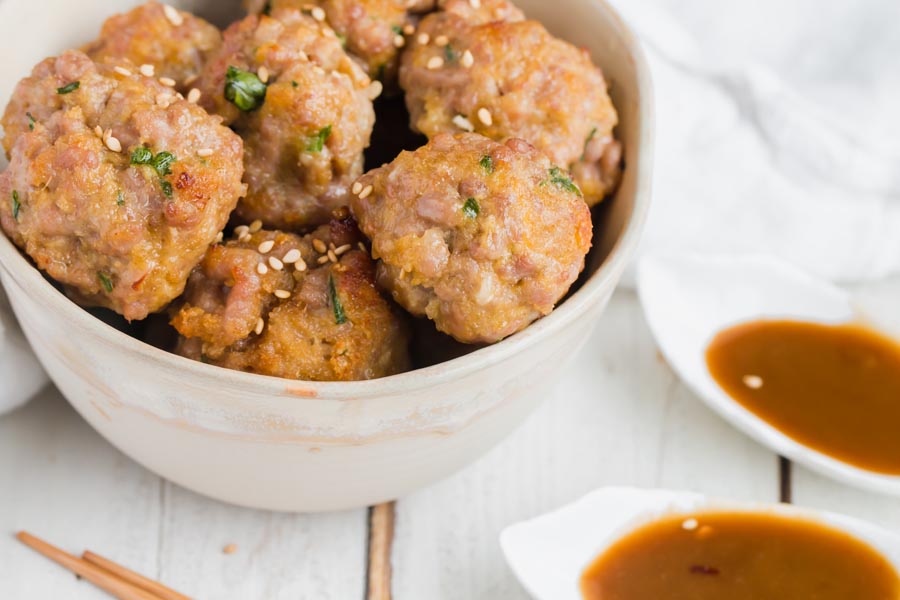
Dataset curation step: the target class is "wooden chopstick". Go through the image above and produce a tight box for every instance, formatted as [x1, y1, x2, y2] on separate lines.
[83, 550, 192, 600]
[367, 502, 396, 600]
[16, 531, 161, 600]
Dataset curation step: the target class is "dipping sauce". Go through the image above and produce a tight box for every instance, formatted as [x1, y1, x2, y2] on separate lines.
[580, 511, 900, 600]
[706, 320, 900, 474]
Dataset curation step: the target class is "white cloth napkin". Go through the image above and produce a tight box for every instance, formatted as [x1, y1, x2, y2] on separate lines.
[0, 285, 46, 414]
[610, 0, 900, 284]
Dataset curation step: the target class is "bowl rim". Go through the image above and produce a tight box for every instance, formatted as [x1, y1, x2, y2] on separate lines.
[0, 0, 654, 401]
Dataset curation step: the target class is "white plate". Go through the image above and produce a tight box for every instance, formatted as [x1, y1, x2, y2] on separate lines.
[637, 252, 900, 495]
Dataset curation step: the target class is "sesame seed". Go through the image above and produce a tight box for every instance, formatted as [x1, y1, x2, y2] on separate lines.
[477, 107, 493, 126]
[258, 240, 275, 254]
[257, 66, 269, 84]
[295, 258, 308, 272]
[114, 66, 133, 77]
[682, 518, 699, 531]
[327, 249, 337, 262]
[197, 148, 214, 158]
[235, 225, 249, 236]
[298, 50, 309, 61]
[743, 375, 764, 389]
[239, 233, 252, 243]
[187, 88, 201, 103]
[282, 248, 302, 264]
[358, 184, 374, 199]
[94, 125, 104, 137]
[214, 231, 224, 243]
[313, 239, 327, 253]
[317, 255, 330, 265]
[451, 114, 474, 132]
[334, 244, 351, 256]
[427, 56, 444, 70]
[184, 74, 198, 86]
[357, 242, 367, 252]
[311, 6, 326, 21]
[104, 134, 122, 153]
[269, 256, 284, 270]
[163, 4, 184, 26]
[329, 242, 336, 251]
[351, 181, 363, 195]
[249, 219, 263, 233]
[393, 35, 405, 48]
[156, 92, 174, 107]
[274, 289, 291, 299]
[461, 50, 474, 68]
[403, 24, 415, 35]
[159, 77, 176, 87]
[366, 80, 383, 101]
[256, 262, 268, 275]
[469, 0, 481, 7]
[417, 33, 430, 45]
[254, 317, 265, 335]
[140, 64, 155, 77]
[435, 35, 449, 46]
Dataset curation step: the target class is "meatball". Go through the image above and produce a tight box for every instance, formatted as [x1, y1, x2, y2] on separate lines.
[438, 0, 523, 24]
[350, 133, 592, 344]
[195, 10, 377, 229]
[171, 214, 411, 381]
[83, 1, 222, 91]
[399, 14, 622, 206]
[0, 51, 245, 321]
[244, 0, 428, 83]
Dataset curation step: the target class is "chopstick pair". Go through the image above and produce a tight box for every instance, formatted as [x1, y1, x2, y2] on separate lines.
[16, 531, 191, 600]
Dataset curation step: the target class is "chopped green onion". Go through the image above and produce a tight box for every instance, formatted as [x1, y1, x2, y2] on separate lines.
[329, 275, 348, 324]
[306, 125, 332, 153]
[56, 81, 80, 95]
[479, 154, 493, 174]
[130, 146, 153, 165]
[26, 112, 35, 131]
[291, 80, 299, 88]
[11, 190, 20, 221]
[97, 271, 114, 293]
[547, 166, 582, 196]
[462, 197, 479, 218]
[581, 126, 598, 161]
[150, 151, 176, 176]
[224, 66, 267, 111]
[444, 44, 457, 63]
[116, 191, 125, 206]
[391, 25, 404, 36]
[160, 180, 173, 198]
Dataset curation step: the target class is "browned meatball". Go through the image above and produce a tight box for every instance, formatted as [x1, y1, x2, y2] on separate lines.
[83, 1, 222, 91]
[172, 214, 411, 381]
[400, 13, 622, 206]
[0, 51, 245, 321]
[195, 9, 377, 229]
[245, 0, 421, 83]
[350, 133, 592, 344]
[438, 0, 523, 24]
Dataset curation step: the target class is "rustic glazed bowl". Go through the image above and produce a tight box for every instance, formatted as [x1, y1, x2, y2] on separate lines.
[0, 0, 652, 511]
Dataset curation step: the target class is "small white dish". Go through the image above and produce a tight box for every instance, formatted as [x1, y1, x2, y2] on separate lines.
[500, 486, 900, 600]
[637, 252, 900, 495]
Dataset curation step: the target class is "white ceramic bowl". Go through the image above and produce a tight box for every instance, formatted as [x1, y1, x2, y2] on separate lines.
[0, 0, 652, 511]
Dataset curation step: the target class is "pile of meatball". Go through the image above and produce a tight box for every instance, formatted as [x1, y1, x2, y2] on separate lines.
[0, 0, 621, 382]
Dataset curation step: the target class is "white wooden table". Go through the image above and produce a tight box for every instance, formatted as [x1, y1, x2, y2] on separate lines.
[2, 290, 898, 599]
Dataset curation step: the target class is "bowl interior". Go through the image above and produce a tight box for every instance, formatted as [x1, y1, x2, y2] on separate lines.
[0, 0, 652, 397]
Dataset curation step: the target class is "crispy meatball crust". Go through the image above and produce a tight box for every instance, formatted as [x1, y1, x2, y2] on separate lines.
[0, 51, 245, 321]
[83, 1, 222, 91]
[246, 0, 413, 83]
[172, 216, 411, 381]
[196, 10, 376, 229]
[438, 0, 524, 24]
[350, 133, 592, 344]
[400, 14, 621, 206]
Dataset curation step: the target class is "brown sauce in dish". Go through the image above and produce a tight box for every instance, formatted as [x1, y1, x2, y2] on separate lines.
[580, 511, 900, 600]
[706, 320, 900, 474]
